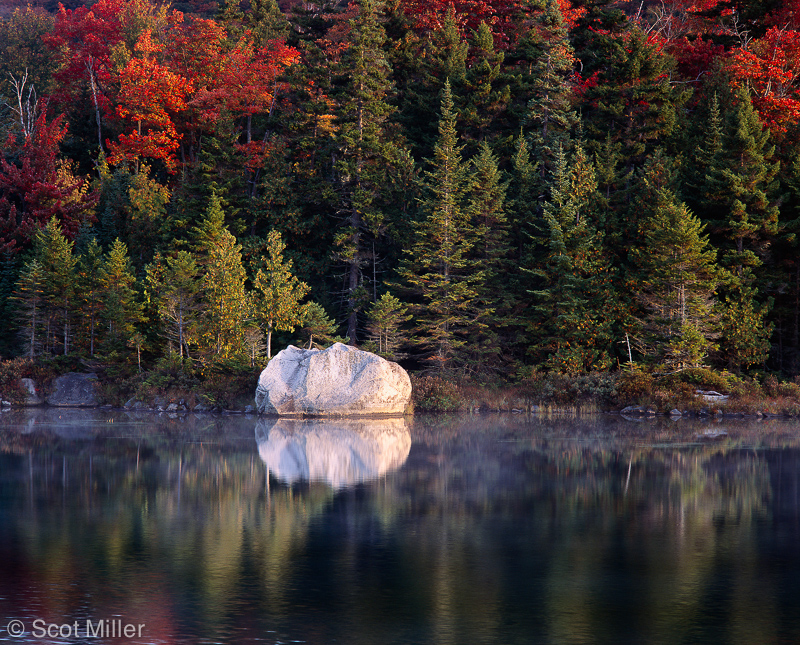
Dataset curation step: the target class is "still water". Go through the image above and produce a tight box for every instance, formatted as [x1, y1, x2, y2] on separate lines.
[1, 409, 800, 644]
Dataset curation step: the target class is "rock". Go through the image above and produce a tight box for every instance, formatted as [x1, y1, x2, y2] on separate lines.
[256, 417, 411, 488]
[256, 343, 412, 416]
[166, 403, 179, 412]
[46, 373, 99, 407]
[695, 389, 730, 404]
[244, 405, 254, 414]
[19, 378, 43, 406]
[669, 409, 681, 417]
[193, 403, 210, 412]
[698, 429, 728, 440]
[621, 405, 647, 416]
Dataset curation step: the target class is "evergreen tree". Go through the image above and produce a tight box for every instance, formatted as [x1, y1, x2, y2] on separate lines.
[0, 252, 19, 358]
[76, 237, 104, 356]
[145, 251, 200, 359]
[331, 0, 400, 343]
[33, 217, 78, 355]
[297, 301, 345, 349]
[99, 238, 144, 353]
[365, 292, 411, 360]
[252, 229, 310, 358]
[465, 141, 513, 374]
[717, 283, 773, 371]
[714, 87, 779, 276]
[193, 194, 250, 360]
[396, 5, 468, 158]
[526, 141, 615, 373]
[398, 80, 484, 373]
[13, 258, 45, 359]
[575, 18, 690, 184]
[630, 185, 720, 369]
[515, 0, 578, 175]
[685, 87, 779, 370]
[461, 21, 510, 148]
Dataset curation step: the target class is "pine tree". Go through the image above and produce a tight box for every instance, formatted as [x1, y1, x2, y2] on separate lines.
[397, 80, 484, 373]
[526, 141, 615, 373]
[297, 301, 345, 349]
[365, 292, 411, 360]
[461, 21, 510, 148]
[252, 229, 310, 358]
[99, 238, 144, 353]
[630, 185, 720, 369]
[146, 250, 200, 359]
[34, 217, 78, 355]
[465, 141, 513, 373]
[193, 194, 250, 360]
[76, 237, 104, 356]
[13, 258, 45, 359]
[396, 5, 468, 158]
[331, 0, 399, 343]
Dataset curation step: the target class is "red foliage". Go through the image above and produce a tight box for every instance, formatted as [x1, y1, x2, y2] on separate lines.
[0, 113, 96, 255]
[556, 0, 584, 30]
[729, 26, 800, 140]
[399, 0, 517, 46]
[191, 36, 300, 138]
[45, 0, 127, 116]
[107, 30, 193, 172]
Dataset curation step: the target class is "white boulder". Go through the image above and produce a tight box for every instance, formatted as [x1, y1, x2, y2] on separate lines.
[255, 343, 411, 416]
[255, 417, 411, 488]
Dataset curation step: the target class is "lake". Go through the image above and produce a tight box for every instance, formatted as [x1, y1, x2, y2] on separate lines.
[1, 408, 800, 644]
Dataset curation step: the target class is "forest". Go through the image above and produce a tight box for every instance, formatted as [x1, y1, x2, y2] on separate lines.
[1, 0, 800, 392]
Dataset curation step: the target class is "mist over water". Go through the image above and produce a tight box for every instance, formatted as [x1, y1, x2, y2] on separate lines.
[1, 409, 800, 644]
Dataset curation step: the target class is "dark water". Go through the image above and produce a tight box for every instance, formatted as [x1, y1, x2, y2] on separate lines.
[2, 409, 800, 644]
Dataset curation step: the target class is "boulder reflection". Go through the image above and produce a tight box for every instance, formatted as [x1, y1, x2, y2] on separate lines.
[255, 417, 411, 488]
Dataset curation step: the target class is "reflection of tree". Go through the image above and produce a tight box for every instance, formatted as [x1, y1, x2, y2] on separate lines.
[2, 411, 800, 643]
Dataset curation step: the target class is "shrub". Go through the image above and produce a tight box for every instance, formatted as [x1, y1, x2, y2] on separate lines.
[198, 356, 260, 410]
[0, 358, 30, 403]
[616, 369, 654, 401]
[411, 374, 463, 412]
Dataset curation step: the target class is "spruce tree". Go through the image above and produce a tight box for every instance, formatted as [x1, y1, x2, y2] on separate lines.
[193, 194, 250, 360]
[398, 80, 485, 373]
[685, 87, 779, 370]
[461, 21, 509, 149]
[34, 218, 78, 355]
[396, 5, 468, 159]
[526, 141, 615, 373]
[331, 0, 399, 343]
[14, 259, 45, 359]
[76, 238, 104, 357]
[297, 301, 345, 349]
[365, 292, 411, 360]
[146, 251, 200, 359]
[99, 238, 144, 354]
[252, 229, 310, 358]
[465, 141, 513, 374]
[517, 0, 578, 176]
[630, 185, 720, 369]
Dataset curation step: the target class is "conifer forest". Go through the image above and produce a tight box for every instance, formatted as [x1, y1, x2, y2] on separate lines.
[2, 0, 800, 384]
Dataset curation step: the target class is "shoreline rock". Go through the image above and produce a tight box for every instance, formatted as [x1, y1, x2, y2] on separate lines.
[255, 343, 412, 417]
